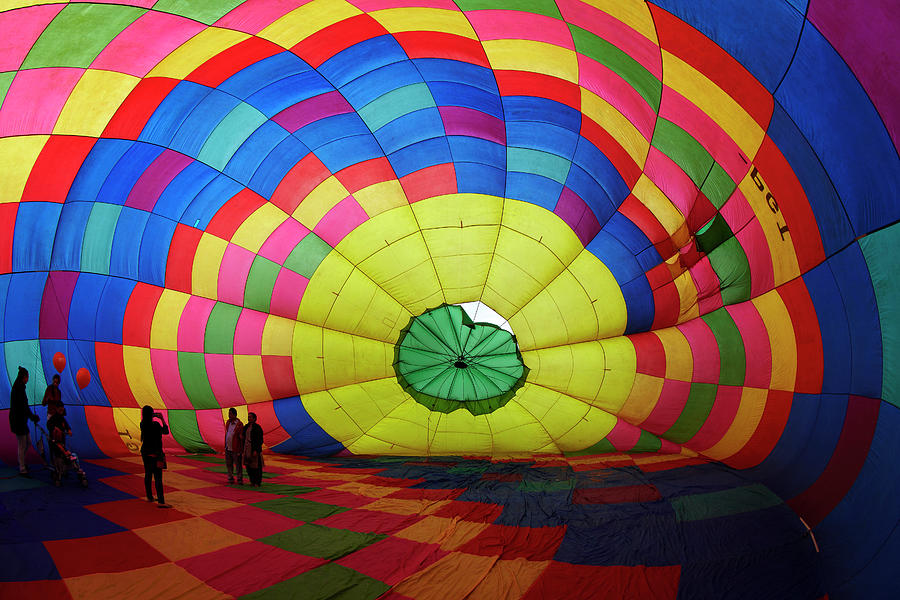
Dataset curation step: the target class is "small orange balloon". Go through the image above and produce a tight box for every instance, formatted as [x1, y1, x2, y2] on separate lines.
[53, 352, 66, 373]
[76, 367, 90, 389]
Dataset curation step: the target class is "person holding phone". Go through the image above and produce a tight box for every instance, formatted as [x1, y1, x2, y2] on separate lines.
[140, 405, 171, 508]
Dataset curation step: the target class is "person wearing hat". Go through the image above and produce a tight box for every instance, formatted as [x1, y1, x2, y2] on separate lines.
[8, 367, 39, 476]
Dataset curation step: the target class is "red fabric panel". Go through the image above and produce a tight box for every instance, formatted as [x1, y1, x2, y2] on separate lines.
[777, 278, 823, 394]
[291, 14, 388, 68]
[247, 400, 291, 448]
[580, 116, 642, 187]
[186, 37, 282, 88]
[86, 498, 193, 530]
[457, 524, 566, 561]
[787, 396, 880, 527]
[724, 389, 793, 469]
[651, 281, 681, 329]
[317, 508, 425, 535]
[572, 485, 662, 504]
[261, 355, 297, 400]
[205, 188, 267, 241]
[495, 70, 581, 111]
[0, 203, 15, 274]
[43, 530, 168, 577]
[0, 581, 72, 600]
[21, 135, 96, 203]
[686, 192, 717, 234]
[122, 282, 163, 347]
[641, 378, 690, 434]
[619, 194, 675, 258]
[395, 31, 490, 67]
[523, 561, 680, 600]
[400, 163, 456, 202]
[387, 487, 463, 501]
[270, 153, 330, 214]
[95, 342, 137, 407]
[631, 331, 666, 376]
[432, 500, 504, 523]
[339, 537, 448, 586]
[101, 77, 179, 140]
[202, 504, 305, 538]
[83, 405, 125, 456]
[164, 224, 202, 294]
[336, 157, 396, 193]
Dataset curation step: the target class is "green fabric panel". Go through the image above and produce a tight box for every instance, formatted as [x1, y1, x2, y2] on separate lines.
[703, 307, 747, 385]
[564, 437, 617, 456]
[21, 4, 145, 68]
[239, 563, 390, 600]
[701, 162, 737, 209]
[177, 352, 219, 410]
[630, 429, 662, 453]
[168, 409, 213, 453]
[244, 256, 280, 313]
[519, 478, 575, 493]
[253, 497, 349, 521]
[261, 524, 385, 559]
[179, 454, 224, 463]
[455, 0, 561, 18]
[359, 84, 436, 131]
[664, 382, 717, 444]
[204, 464, 277, 478]
[860, 224, 900, 408]
[569, 24, 661, 111]
[448, 462, 491, 475]
[3, 340, 46, 402]
[0, 72, 15, 107]
[708, 236, 752, 305]
[204, 302, 241, 353]
[284, 233, 332, 278]
[150, 0, 245, 25]
[81, 203, 121, 275]
[197, 103, 267, 170]
[507, 147, 571, 183]
[651, 119, 714, 186]
[695, 213, 733, 254]
[245, 483, 318, 495]
[672, 483, 783, 522]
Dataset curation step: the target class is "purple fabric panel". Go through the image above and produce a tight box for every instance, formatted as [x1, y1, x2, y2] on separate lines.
[125, 149, 193, 211]
[438, 106, 506, 144]
[39, 271, 79, 339]
[554, 187, 601, 247]
[272, 91, 353, 132]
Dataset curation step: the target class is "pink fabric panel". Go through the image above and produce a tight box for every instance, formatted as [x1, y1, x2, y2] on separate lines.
[350, 0, 460, 10]
[125, 150, 193, 211]
[685, 385, 742, 452]
[39, 272, 78, 340]
[658, 439, 682, 454]
[688, 257, 724, 315]
[606, 418, 642, 451]
[577, 54, 656, 140]
[726, 302, 772, 389]
[177, 295, 215, 353]
[269, 268, 309, 320]
[206, 354, 245, 407]
[677, 318, 720, 384]
[0, 4, 65, 71]
[734, 218, 775, 298]
[157, 409, 187, 454]
[195, 409, 228, 453]
[259, 219, 309, 264]
[217, 244, 256, 306]
[272, 91, 353, 132]
[467, 10, 574, 49]
[91, 11, 205, 77]
[233, 310, 266, 355]
[438, 106, 505, 144]
[0, 68, 83, 136]
[314, 197, 368, 246]
[214, 0, 317, 33]
[640, 378, 690, 435]
[643, 147, 697, 218]
[150, 349, 193, 410]
[557, 0, 661, 78]
[719, 187, 754, 234]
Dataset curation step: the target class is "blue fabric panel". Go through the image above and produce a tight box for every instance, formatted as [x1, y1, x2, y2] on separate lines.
[179, 175, 242, 229]
[505, 172, 562, 211]
[294, 113, 372, 149]
[572, 139, 630, 207]
[0, 275, 8, 342]
[413, 58, 500, 93]
[12, 203, 62, 272]
[454, 162, 505, 196]
[138, 81, 211, 146]
[68, 273, 105, 341]
[828, 243, 883, 398]
[139, 214, 176, 287]
[247, 135, 310, 200]
[502, 97, 581, 132]
[340, 60, 423, 108]
[447, 136, 505, 170]
[0, 487, 127, 541]
[67, 139, 132, 203]
[564, 164, 615, 224]
[247, 69, 333, 116]
[765, 103, 852, 257]
[4, 272, 45, 341]
[109, 207, 149, 280]
[603, 213, 654, 260]
[0, 542, 60, 581]
[66, 339, 106, 406]
[49, 202, 92, 271]
[428, 81, 503, 117]
[56, 404, 104, 457]
[169, 90, 240, 157]
[387, 136, 452, 178]
[374, 108, 445, 155]
[586, 232, 643, 284]
[314, 134, 384, 173]
[94, 276, 135, 344]
[318, 36, 408, 88]
[219, 52, 312, 99]
[620, 275, 654, 334]
[650, 0, 803, 90]
[506, 121, 578, 158]
[802, 260, 851, 393]
[774, 24, 900, 237]
[153, 162, 217, 222]
[95, 143, 164, 206]
[270, 396, 344, 456]
[636, 245, 663, 272]
[223, 120, 290, 185]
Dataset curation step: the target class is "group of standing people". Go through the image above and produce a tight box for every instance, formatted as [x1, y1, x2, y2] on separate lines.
[223, 408, 264, 486]
[8, 367, 70, 477]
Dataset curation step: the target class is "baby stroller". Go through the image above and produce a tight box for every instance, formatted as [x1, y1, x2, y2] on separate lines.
[36, 420, 88, 488]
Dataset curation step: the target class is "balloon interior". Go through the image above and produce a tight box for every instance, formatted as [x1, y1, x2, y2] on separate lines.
[0, 1, 896, 598]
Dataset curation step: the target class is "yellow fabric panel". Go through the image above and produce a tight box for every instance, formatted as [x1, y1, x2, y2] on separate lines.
[630, 174, 686, 241]
[553, 404, 618, 452]
[619, 372, 663, 424]
[64, 562, 225, 600]
[336, 203, 419, 264]
[581, 87, 650, 162]
[424, 410, 494, 455]
[322, 329, 394, 390]
[503, 197, 583, 266]
[146, 27, 249, 79]
[486, 395, 556, 454]
[412, 193, 503, 228]
[134, 517, 251, 562]
[661, 50, 765, 159]
[345, 395, 431, 454]
[220, 404, 248, 424]
[325, 266, 412, 342]
[352, 180, 408, 218]
[53, 70, 139, 137]
[582, 0, 659, 44]
[0, 0, 50, 9]
[357, 233, 444, 314]
[291, 175, 348, 229]
[122, 346, 165, 409]
[0, 135, 47, 203]
[150, 289, 189, 351]
[737, 168, 801, 286]
[481, 252, 543, 318]
[656, 326, 693, 380]
[233, 355, 272, 404]
[291, 324, 324, 395]
[395, 515, 489, 550]
[370, 7, 477, 39]
[509, 269, 596, 351]
[298, 251, 350, 326]
[260, 314, 294, 355]
[259, 0, 362, 48]
[483, 40, 579, 83]
[230, 203, 288, 253]
[593, 336, 636, 412]
[674, 270, 700, 323]
[703, 386, 768, 460]
[753, 290, 797, 391]
[567, 250, 628, 339]
[522, 342, 608, 403]
[191, 234, 227, 299]
[301, 388, 367, 447]
[112, 407, 142, 452]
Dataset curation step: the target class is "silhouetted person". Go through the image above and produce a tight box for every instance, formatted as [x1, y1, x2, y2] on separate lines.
[224, 407, 244, 484]
[243, 412, 264, 487]
[9, 366, 38, 476]
[140, 405, 171, 508]
[42, 374, 63, 418]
